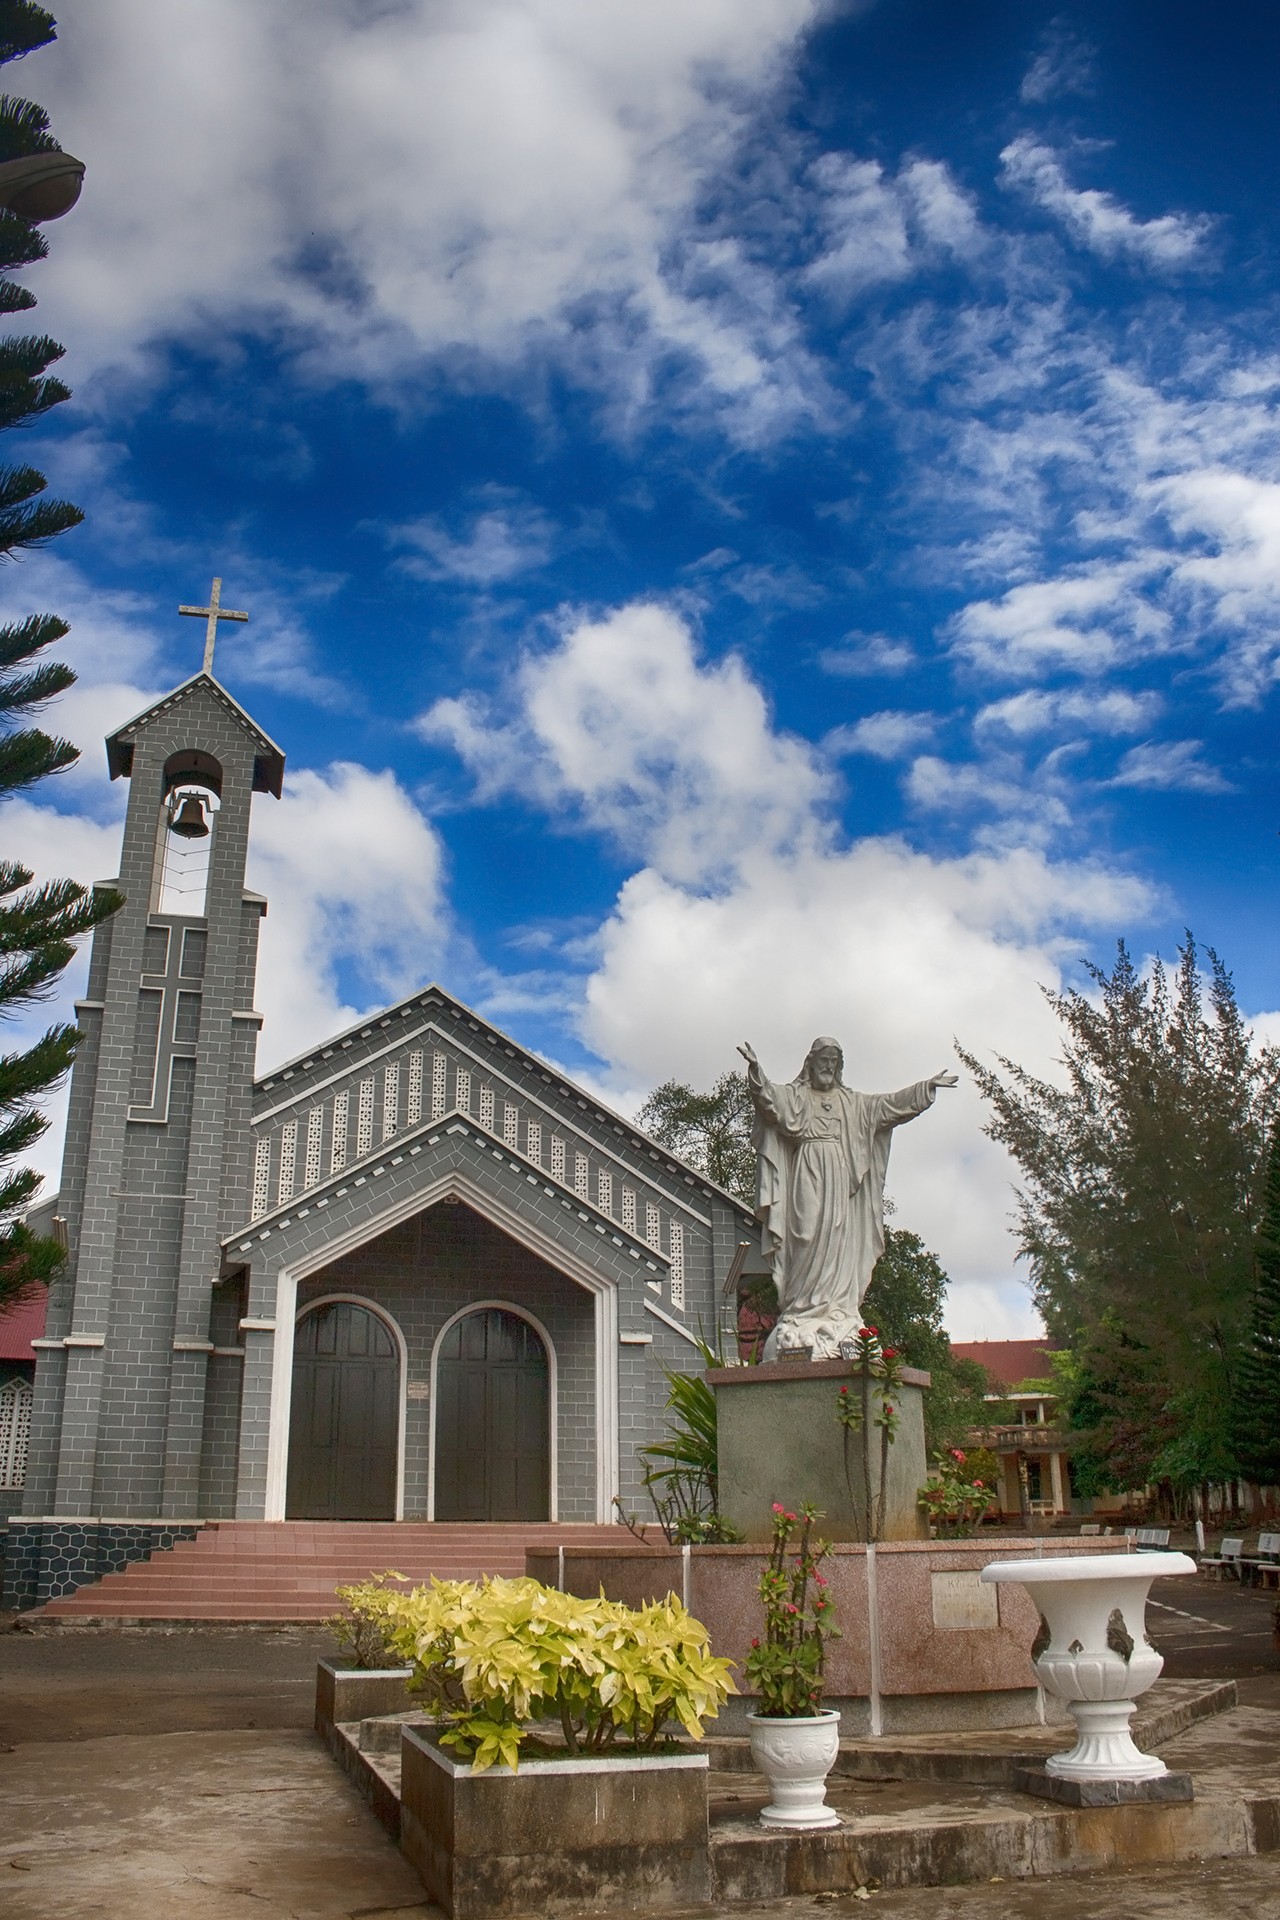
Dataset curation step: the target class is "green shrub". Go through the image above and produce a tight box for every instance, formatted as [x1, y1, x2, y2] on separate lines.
[335, 1572, 736, 1772]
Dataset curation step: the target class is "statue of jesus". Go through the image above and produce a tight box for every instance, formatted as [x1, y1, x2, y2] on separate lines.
[738, 1037, 957, 1362]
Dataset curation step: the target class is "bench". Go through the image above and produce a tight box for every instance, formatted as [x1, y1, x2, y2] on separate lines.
[1244, 1531, 1280, 1589]
[1126, 1526, 1171, 1551]
[1079, 1523, 1101, 1536]
[1201, 1536, 1244, 1579]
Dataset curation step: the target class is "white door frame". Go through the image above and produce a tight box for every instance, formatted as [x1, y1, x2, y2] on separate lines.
[261, 1170, 619, 1521]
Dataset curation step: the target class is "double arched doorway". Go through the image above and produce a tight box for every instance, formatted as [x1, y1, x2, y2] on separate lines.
[285, 1299, 551, 1522]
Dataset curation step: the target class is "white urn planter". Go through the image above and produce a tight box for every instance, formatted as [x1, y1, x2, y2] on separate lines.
[746, 1709, 842, 1828]
[981, 1551, 1195, 1782]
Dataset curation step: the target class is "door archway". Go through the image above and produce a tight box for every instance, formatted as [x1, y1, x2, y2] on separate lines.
[286, 1299, 400, 1519]
[433, 1307, 551, 1522]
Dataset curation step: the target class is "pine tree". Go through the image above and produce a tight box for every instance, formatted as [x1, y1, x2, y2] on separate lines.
[0, 3, 121, 1312]
[1233, 1122, 1280, 1486]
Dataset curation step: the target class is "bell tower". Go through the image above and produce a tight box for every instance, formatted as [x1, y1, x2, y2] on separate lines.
[24, 592, 284, 1523]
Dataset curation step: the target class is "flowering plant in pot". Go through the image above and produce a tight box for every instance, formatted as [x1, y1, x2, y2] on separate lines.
[743, 1502, 842, 1829]
[918, 1448, 998, 1538]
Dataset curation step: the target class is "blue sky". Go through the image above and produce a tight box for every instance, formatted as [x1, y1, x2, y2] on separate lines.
[9, 0, 1280, 1335]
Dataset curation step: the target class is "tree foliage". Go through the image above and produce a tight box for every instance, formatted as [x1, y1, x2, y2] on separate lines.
[958, 936, 1280, 1490]
[638, 1071, 755, 1203]
[0, 5, 121, 1312]
[1233, 1121, 1280, 1486]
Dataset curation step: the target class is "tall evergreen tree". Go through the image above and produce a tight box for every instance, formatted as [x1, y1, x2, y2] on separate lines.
[959, 937, 1280, 1490]
[0, 2, 121, 1312]
[1233, 1121, 1280, 1486]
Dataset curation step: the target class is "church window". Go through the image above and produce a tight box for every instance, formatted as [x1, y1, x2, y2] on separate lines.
[456, 1067, 471, 1114]
[330, 1089, 349, 1171]
[621, 1187, 636, 1234]
[251, 1136, 271, 1220]
[431, 1051, 447, 1120]
[597, 1169, 613, 1216]
[407, 1051, 423, 1126]
[356, 1077, 375, 1156]
[180, 927, 207, 977]
[645, 1201, 661, 1251]
[669, 1221, 685, 1310]
[503, 1102, 518, 1149]
[551, 1136, 565, 1181]
[527, 1121, 542, 1166]
[574, 1152, 588, 1197]
[383, 1062, 400, 1139]
[278, 1120, 297, 1204]
[304, 1106, 323, 1189]
[0, 1377, 33, 1488]
[479, 1086, 494, 1131]
[173, 990, 201, 1046]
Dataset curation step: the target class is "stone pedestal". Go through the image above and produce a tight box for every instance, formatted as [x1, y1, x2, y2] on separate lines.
[707, 1357, 930, 1543]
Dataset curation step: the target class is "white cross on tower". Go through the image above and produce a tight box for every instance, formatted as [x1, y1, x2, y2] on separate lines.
[178, 576, 249, 676]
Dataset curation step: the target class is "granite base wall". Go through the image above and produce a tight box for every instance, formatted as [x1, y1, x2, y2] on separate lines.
[530, 1537, 1126, 1734]
[1, 1518, 202, 1611]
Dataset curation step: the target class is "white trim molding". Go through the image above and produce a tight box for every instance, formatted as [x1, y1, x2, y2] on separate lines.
[427, 1300, 559, 1524]
[257, 1168, 621, 1524]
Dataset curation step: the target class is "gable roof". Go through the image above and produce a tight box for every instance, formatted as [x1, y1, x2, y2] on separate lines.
[252, 979, 758, 1225]
[105, 673, 286, 796]
[0, 1290, 45, 1360]
[951, 1338, 1060, 1389]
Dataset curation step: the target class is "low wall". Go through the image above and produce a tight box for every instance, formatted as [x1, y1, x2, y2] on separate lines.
[528, 1537, 1127, 1736]
[2, 1517, 203, 1610]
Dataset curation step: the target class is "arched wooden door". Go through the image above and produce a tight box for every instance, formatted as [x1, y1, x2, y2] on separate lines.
[286, 1301, 399, 1519]
[434, 1308, 550, 1522]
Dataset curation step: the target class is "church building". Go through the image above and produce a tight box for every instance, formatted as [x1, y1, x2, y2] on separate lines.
[6, 612, 761, 1608]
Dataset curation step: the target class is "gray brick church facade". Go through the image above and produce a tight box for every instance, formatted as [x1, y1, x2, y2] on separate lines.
[6, 668, 760, 1606]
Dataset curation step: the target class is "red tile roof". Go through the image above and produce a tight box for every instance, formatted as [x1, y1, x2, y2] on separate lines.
[950, 1338, 1059, 1389]
[0, 1289, 46, 1361]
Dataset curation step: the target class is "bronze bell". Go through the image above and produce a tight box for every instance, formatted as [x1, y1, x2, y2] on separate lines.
[168, 792, 210, 839]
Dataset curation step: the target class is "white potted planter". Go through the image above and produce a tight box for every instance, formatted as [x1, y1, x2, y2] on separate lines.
[981, 1550, 1195, 1781]
[746, 1709, 842, 1828]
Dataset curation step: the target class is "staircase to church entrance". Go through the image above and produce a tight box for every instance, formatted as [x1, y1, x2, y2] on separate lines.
[31, 1521, 626, 1622]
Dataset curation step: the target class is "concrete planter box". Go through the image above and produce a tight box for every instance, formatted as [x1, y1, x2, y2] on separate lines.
[314, 1658, 415, 1737]
[399, 1725, 711, 1918]
[529, 1538, 1128, 1735]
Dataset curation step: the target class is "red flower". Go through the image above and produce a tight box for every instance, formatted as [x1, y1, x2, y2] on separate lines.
[883, 1347, 897, 1360]
[973, 1479, 985, 1489]
[814, 1573, 828, 1587]
[786, 1603, 799, 1615]
[839, 1385, 849, 1396]
[772, 1502, 785, 1513]
[883, 1403, 894, 1415]
[751, 1638, 760, 1649]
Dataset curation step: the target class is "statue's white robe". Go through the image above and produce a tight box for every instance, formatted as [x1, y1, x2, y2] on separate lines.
[751, 1075, 936, 1360]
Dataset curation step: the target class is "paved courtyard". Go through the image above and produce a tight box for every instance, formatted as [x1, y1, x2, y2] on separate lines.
[0, 1572, 1275, 1919]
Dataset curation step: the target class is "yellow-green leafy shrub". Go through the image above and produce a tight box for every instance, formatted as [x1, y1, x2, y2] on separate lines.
[334, 1572, 736, 1772]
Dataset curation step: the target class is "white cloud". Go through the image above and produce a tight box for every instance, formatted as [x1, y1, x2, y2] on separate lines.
[826, 710, 935, 760]
[389, 488, 558, 586]
[949, 567, 1172, 678]
[818, 631, 917, 677]
[1110, 739, 1233, 794]
[1019, 21, 1095, 106]
[806, 152, 982, 299]
[248, 762, 450, 1068]
[999, 136, 1211, 269]
[420, 600, 831, 884]
[37, 0, 827, 441]
[974, 687, 1162, 740]
[1159, 468, 1280, 704]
